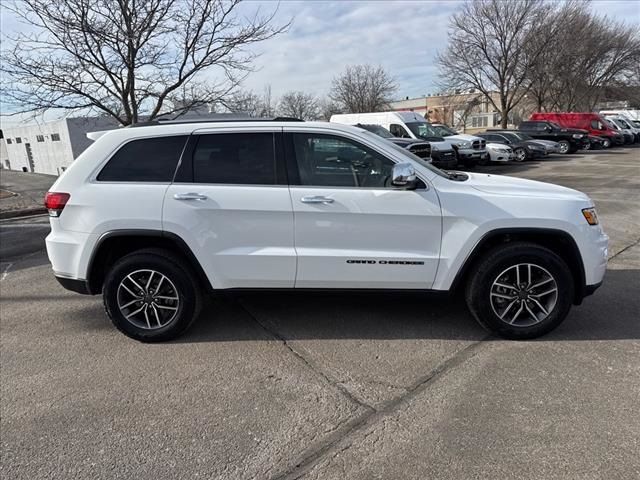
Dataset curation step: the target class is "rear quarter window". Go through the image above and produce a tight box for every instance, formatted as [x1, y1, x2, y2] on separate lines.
[97, 135, 188, 182]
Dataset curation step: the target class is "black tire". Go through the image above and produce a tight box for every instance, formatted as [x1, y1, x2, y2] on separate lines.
[465, 242, 574, 340]
[601, 138, 611, 149]
[582, 142, 591, 151]
[103, 248, 202, 342]
[513, 148, 526, 162]
[558, 140, 571, 154]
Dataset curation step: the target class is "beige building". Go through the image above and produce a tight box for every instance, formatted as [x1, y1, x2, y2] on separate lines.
[389, 91, 532, 133]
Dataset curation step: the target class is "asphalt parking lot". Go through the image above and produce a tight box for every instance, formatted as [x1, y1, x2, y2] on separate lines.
[1, 146, 639, 479]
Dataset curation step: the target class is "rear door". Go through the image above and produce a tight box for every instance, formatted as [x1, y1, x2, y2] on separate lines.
[163, 127, 296, 289]
[285, 128, 442, 289]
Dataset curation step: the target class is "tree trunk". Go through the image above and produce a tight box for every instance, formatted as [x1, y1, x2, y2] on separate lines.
[501, 108, 509, 129]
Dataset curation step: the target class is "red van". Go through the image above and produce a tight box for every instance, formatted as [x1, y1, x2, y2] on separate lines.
[530, 112, 624, 147]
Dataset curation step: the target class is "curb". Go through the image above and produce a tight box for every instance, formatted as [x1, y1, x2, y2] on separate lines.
[0, 207, 47, 220]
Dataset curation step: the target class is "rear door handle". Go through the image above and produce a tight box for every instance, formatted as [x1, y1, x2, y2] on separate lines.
[174, 192, 208, 201]
[301, 196, 334, 204]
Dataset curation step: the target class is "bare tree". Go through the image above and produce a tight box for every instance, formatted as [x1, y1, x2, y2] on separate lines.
[437, 0, 556, 128]
[223, 85, 274, 117]
[277, 91, 319, 120]
[527, 3, 640, 112]
[1, 0, 289, 125]
[318, 98, 343, 120]
[329, 64, 397, 113]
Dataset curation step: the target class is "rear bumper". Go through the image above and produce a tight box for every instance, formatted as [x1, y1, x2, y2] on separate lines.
[55, 276, 92, 295]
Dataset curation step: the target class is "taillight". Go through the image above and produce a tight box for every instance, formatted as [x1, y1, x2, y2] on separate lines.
[44, 192, 70, 217]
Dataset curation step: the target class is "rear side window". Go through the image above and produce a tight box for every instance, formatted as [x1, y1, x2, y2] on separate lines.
[97, 136, 188, 182]
[192, 133, 276, 185]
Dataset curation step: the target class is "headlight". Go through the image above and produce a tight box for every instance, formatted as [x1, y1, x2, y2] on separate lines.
[573, 134, 584, 139]
[457, 141, 471, 148]
[582, 207, 599, 225]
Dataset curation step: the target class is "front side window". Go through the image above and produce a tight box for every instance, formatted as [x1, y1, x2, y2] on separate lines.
[97, 135, 188, 182]
[389, 124, 409, 138]
[192, 133, 276, 185]
[292, 133, 395, 188]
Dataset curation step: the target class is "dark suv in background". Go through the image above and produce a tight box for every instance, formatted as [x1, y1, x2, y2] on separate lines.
[516, 121, 589, 154]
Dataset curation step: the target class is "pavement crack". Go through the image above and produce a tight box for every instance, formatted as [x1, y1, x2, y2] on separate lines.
[234, 299, 375, 414]
[272, 335, 492, 480]
[609, 237, 640, 260]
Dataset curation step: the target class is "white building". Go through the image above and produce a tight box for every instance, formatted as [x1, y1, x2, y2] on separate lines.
[1, 117, 119, 176]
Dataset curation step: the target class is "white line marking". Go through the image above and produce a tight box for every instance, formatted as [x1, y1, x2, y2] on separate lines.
[1, 263, 13, 281]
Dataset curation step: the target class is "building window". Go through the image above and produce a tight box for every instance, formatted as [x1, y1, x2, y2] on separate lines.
[6, 139, 12, 144]
[15, 137, 22, 144]
[51, 133, 61, 141]
[36, 135, 45, 142]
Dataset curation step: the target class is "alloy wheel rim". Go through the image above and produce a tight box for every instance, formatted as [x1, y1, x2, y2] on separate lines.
[559, 142, 569, 154]
[515, 149, 526, 161]
[490, 263, 558, 327]
[117, 269, 180, 330]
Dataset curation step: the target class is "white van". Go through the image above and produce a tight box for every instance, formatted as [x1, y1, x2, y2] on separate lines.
[331, 111, 484, 167]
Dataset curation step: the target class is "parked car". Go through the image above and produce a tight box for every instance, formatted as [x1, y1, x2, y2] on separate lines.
[604, 118, 635, 144]
[584, 135, 608, 150]
[430, 123, 488, 167]
[484, 143, 515, 164]
[493, 130, 562, 154]
[515, 120, 592, 153]
[45, 118, 608, 342]
[476, 132, 547, 162]
[330, 112, 481, 168]
[528, 113, 622, 148]
[604, 116, 640, 143]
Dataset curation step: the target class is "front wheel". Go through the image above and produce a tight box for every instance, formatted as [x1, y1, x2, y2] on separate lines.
[465, 242, 574, 339]
[103, 249, 202, 342]
[601, 138, 611, 149]
[558, 140, 571, 154]
[513, 148, 526, 162]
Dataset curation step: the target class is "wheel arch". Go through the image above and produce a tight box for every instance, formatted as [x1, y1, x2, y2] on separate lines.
[86, 229, 212, 295]
[450, 228, 587, 305]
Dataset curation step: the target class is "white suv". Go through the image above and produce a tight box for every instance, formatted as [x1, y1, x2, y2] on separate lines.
[45, 119, 608, 342]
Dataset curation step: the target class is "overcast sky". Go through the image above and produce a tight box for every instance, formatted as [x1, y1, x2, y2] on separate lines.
[1, 0, 638, 125]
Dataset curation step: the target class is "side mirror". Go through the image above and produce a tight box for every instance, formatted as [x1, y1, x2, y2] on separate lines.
[391, 163, 418, 189]
[545, 126, 552, 132]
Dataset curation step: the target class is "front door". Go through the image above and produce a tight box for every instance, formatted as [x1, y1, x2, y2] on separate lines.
[285, 130, 442, 289]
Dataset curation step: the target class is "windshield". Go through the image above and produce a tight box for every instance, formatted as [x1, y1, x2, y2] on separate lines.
[357, 124, 394, 138]
[500, 132, 521, 143]
[432, 125, 456, 137]
[405, 121, 441, 140]
[510, 132, 533, 141]
[548, 121, 563, 129]
[615, 118, 631, 129]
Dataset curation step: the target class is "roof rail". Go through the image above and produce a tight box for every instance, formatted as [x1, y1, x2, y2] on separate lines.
[129, 116, 303, 128]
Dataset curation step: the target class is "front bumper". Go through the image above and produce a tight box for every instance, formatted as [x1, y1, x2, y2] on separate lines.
[431, 150, 458, 169]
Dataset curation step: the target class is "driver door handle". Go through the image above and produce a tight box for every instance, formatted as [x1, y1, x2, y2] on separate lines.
[174, 192, 208, 201]
[301, 196, 334, 204]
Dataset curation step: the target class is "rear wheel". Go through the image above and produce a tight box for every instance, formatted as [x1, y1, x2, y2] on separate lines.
[103, 249, 202, 342]
[558, 140, 571, 154]
[465, 242, 574, 339]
